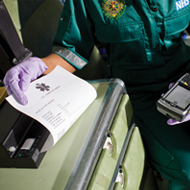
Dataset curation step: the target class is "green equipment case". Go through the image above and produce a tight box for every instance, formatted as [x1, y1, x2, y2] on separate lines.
[0, 79, 155, 190]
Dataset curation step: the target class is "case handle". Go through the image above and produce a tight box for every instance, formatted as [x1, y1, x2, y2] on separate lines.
[115, 166, 125, 188]
[103, 132, 113, 156]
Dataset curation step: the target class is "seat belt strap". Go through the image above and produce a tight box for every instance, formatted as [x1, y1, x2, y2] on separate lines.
[0, 0, 32, 65]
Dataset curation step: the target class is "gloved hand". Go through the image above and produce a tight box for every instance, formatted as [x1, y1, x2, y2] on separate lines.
[3, 57, 47, 105]
[167, 115, 190, 125]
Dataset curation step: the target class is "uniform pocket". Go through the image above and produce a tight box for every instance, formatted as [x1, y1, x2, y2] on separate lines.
[95, 22, 149, 66]
[94, 6, 148, 67]
[95, 21, 144, 42]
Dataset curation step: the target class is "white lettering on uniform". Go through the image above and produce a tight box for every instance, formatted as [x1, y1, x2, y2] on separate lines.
[176, 0, 189, 11]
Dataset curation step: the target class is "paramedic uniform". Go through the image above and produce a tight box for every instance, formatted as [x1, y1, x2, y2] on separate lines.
[53, 0, 190, 189]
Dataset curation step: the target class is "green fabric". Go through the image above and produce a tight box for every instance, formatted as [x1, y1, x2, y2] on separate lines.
[54, 1, 190, 189]
[54, 0, 190, 69]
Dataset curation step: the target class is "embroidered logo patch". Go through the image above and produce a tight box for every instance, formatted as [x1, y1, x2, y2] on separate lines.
[102, 0, 126, 20]
[175, 0, 189, 11]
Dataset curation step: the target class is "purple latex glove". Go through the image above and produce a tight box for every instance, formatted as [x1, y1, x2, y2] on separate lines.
[3, 57, 47, 105]
[167, 115, 190, 125]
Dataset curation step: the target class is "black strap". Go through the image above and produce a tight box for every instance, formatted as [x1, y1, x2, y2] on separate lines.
[0, 0, 32, 65]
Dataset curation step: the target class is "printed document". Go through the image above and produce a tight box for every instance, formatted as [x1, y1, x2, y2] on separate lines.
[6, 66, 97, 152]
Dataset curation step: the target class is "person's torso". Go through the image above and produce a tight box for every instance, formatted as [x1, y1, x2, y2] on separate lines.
[85, 0, 190, 70]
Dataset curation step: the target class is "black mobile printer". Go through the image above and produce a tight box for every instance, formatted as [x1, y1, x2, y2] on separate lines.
[0, 101, 50, 168]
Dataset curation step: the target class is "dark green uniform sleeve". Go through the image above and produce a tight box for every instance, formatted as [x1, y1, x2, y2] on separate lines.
[53, 0, 95, 70]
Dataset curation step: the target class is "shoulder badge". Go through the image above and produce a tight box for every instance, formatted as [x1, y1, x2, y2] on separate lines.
[102, 0, 126, 20]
